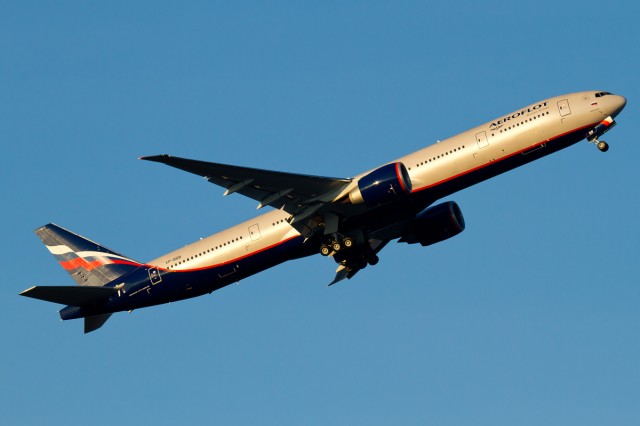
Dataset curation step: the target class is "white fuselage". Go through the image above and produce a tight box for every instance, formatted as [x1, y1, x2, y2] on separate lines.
[150, 91, 625, 278]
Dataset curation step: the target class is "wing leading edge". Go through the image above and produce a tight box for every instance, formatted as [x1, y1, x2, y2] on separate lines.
[141, 155, 391, 283]
[141, 155, 351, 212]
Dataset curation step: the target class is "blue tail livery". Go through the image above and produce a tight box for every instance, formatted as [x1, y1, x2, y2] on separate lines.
[21, 224, 142, 332]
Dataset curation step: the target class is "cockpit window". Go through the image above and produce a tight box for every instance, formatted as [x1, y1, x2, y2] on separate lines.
[595, 91, 612, 97]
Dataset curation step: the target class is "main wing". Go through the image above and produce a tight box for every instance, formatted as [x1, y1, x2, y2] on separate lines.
[141, 155, 393, 284]
[141, 155, 351, 212]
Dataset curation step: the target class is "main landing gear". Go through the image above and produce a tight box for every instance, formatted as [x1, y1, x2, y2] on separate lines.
[320, 235, 354, 256]
[319, 234, 378, 267]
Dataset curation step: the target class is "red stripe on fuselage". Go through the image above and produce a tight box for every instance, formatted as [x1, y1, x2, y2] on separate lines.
[156, 234, 301, 273]
[411, 122, 598, 194]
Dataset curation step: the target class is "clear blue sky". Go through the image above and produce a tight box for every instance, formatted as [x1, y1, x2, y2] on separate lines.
[2, 1, 639, 425]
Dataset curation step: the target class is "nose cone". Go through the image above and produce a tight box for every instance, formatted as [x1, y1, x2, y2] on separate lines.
[610, 94, 627, 117]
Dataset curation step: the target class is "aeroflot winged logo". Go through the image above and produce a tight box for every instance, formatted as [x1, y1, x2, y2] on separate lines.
[490, 101, 548, 130]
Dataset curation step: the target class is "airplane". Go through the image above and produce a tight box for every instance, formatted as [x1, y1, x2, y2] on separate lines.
[20, 90, 627, 333]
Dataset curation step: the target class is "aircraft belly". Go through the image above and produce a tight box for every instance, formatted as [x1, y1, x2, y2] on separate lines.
[127, 235, 308, 310]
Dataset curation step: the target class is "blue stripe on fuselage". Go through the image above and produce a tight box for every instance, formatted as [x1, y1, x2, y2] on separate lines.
[60, 235, 310, 319]
[409, 123, 596, 206]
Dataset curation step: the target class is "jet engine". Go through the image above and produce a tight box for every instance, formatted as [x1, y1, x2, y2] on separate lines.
[399, 201, 465, 246]
[349, 162, 412, 207]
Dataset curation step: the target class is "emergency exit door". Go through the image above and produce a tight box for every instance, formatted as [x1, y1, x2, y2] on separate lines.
[249, 224, 261, 241]
[148, 267, 162, 285]
[557, 99, 571, 117]
[475, 131, 489, 149]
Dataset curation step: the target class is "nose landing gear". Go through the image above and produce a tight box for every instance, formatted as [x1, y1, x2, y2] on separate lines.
[588, 136, 609, 152]
[587, 116, 616, 153]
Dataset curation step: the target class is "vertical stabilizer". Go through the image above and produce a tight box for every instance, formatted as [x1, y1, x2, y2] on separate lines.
[35, 224, 142, 287]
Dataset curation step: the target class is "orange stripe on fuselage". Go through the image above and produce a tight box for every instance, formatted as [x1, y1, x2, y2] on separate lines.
[411, 122, 597, 194]
[157, 234, 301, 273]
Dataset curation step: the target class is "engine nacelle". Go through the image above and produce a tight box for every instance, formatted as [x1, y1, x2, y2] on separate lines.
[349, 162, 412, 207]
[399, 201, 465, 246]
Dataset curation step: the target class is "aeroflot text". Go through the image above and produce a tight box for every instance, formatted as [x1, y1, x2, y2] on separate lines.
[490, 102, 548, 129]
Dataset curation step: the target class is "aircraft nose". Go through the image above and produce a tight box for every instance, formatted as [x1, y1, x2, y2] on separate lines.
[611, 94, 627, 116]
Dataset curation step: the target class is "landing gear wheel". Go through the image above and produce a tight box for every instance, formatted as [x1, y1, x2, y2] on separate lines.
[320, 245, 331, 256]
[331, 241, 342, 252]
[343, 237, 354, 248]
[367, 254, 379, 266]
[597, 141, 609, 152]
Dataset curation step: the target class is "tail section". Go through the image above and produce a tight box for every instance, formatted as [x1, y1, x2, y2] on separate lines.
[22, 224, 144, 333]
[35, 224, 142, 287]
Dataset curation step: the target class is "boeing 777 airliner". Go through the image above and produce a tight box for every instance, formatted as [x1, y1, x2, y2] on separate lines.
[21, 91, 627, 333]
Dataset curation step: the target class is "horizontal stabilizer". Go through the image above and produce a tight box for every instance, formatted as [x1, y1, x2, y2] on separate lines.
[85, 313, 113, 333]
[20, 285, 117, 306]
